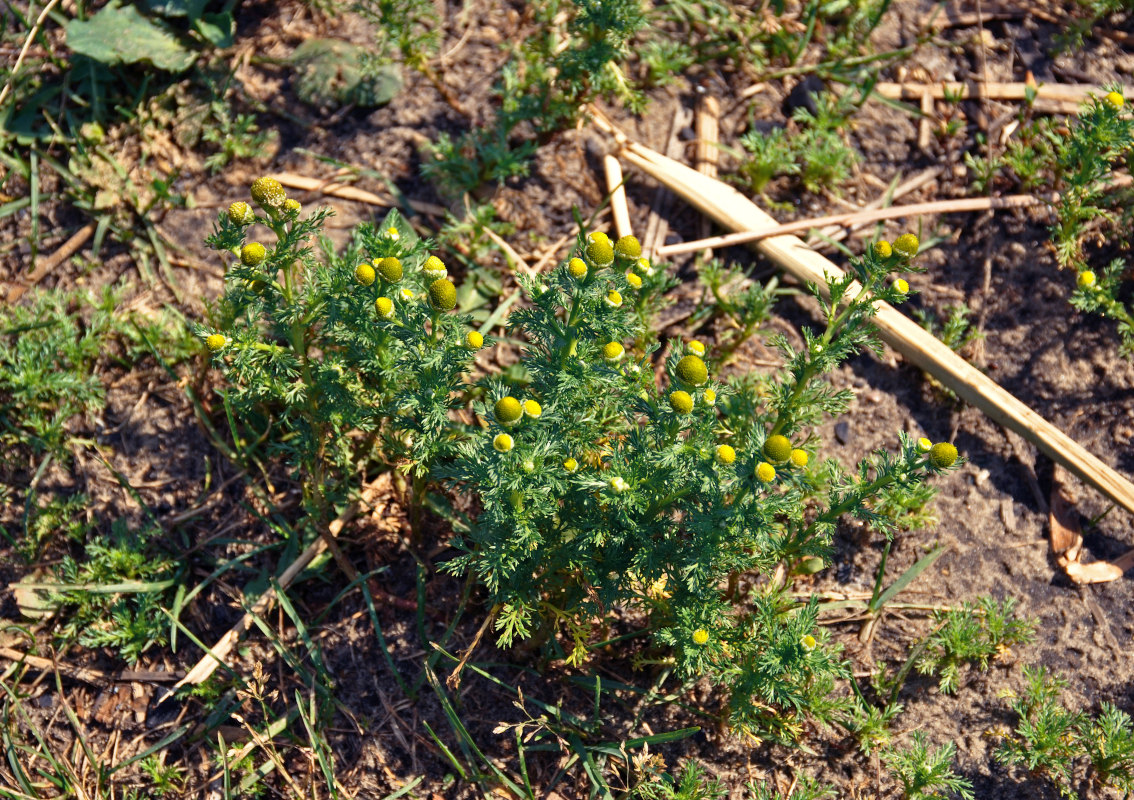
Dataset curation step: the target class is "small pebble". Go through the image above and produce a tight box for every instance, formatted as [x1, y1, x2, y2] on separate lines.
[835, 421, 851, 444]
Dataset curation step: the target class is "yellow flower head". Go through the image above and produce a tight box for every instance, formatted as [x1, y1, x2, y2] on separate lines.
[756, 461, 776, 482]
[493, 433, 514, 453]
[466, 330, 484, 349]
[763, 434, 792, 463]
[669, 390, 694, 414]
[384, 226, 400, 240]
[400, 287, 416, 302]
[893, 278, 909, 295]
[801, 634, 817, 652]
[602, 341, 625, 362]
[228, 201, 254, 225]
[585, 232, 614, 268]
[376, 256, 403, 283]
[522, 399, 542, 419]
[1106, 90, 1125, 109]
[422, 255, 447, 281]
[428, 278, 457, 311]
[240, 242, 267, 267]
[494, 396, 523, 425]
[563, 457, 579, 473]
[568, 258, 588, 280]
[790, 448, 809, 468]
[634, 256, 654, 276]
[917, 437, 932, 453]
[893, 233, 920, 259]
[692, 628, 709, 646]
[626, 271, 643, 289]
[929, 441, 958, 469]
[609, 476, 630, 493]
[715, 444, 736, 465]
[354, 263, 376, 286]
[205, 333, 228, 352]
[703, 388, 717, 406]
[284, 198, 301, 215]
[375, 296, 394, 318]
[687, 340, 706, 357]
[1077, 270, 1096, 289]
[675, 354, 708, 386]
[614, 235, 641, 260]
[605, 290, 623, 308]
[250, 177, 286, 209]
[873, 240, 892, 259]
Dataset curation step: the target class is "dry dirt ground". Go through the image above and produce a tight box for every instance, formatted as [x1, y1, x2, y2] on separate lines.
[3, 0, 1134, 797]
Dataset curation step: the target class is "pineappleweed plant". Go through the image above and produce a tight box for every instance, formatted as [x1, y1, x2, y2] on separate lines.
[200, 179, 960, 742]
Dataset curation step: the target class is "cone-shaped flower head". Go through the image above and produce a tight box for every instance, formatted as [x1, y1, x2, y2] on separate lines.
[494, 396, 523, 426]
[568, 258, 588, 280]
[929, 442, 958, 468]
[377, 256, 403, 283]
[669, 390, 694, 414]
[893, 233, 919, 259]
[585, 232, 614, 267]
[375, 297, 394, 318]
[675, 355, 708, 386]
[763, 434, 792, 463]
[614, 235, 641, 260]
[354, 263, 376, 286]
[422, 255, 447, 281]
[602, 341, 625, 362]
[250, 177, 286, 209]
[241, 242, 267, 267]
[428, 278, 457, 311]
[228, 201, 254, 225]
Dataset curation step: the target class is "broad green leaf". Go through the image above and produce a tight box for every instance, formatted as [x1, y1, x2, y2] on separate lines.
[65, 2, 197, 72]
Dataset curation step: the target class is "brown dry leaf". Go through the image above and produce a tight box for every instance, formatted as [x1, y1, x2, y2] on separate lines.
[1050, 470, 1127, 584]
[1063, 560, 1125, 585]
[1049, 485, 1081, 555]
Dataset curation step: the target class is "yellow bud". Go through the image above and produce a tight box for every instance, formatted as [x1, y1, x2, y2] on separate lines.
[790, 449, 809, 468]
[626, 271, 642, 289]
[422, 255, 447, 280]
[377, 256, 403, 283]
[428, 278, 457, 311]
[493, 433, 514, 453]
[240, 242, 267, 267]
[602, 341, 625, 362]
[675, 355, 708, 386]
[250, 177, 286, 209]
[893, 233, 920, 259]
[692, 628, 709, 646]
[929, 442, 958, 469]
[605, 290, 623, 308]
[801, 634, 817, 651]
[354, 263, 376, 286]
[687, 340, 706, 356]
[703, 388, 716, 406]
[1106, 90, 1125, 109]
[669, 390, 694, 414]
[756, 462, 776, 482]
[495, 396, 523, 425]
[873, 240, 892, 259]
[1077, 271, 1096, 289]
[715, 445, 736, 465]
[614, 235, 641, 260]
[522, 399, 542, 419]
[917, 437, 932, 453]
[893, 278, 909, 295]
[466, 330, 484, 349]
[763, 435, 792, 463]
[563, 457, 579, 473]
[375, 296, 394, 318]
[568, 258, 588, 280]
[205, 333, 228, 352]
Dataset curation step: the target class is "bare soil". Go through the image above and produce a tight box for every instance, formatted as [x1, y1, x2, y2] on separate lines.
[3, 1, 1134, 797]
